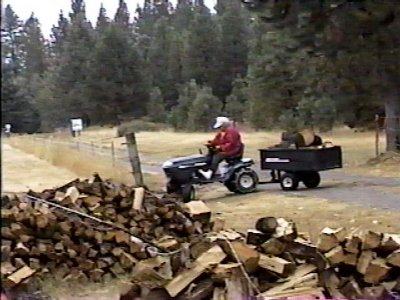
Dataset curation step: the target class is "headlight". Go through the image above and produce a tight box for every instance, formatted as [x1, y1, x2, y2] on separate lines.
[162, 160, 173, 168]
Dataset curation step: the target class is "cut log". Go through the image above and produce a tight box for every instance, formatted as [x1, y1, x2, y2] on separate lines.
[317, 227, 346, 252]
[133, 187, 145, 211]
[344, 235, 362, 254]
[184, 201, 211, 224]
[258, 287, 325, 300]
[185, 278, 214, 300]
[362, 230, 382, 250]
[285, 238, 318, 259]
[212, 287, 226, 300]
[387, 249, 400, 267]
[65, 186, 80, 204]
[82, 196, 102, 207]
[15, 242, 30, 256]
[260, 238, 286, 255]
[1, 262, 16, 276]
[225, 267, 251, 299]
[165, 245, 226, 297]
[357, 250, 375, 274]
[364, 258, 391, 284]
[340, 278, 363, 299]
[120, 251, 138, 269]
[246, 229, 269, 246]
[258, 254, 295, 276]
[226, 241, 260, 273]
[212, 263, 241, 282]
[324, 246, 345, 266]
[363, 286, 388, 300]
[115, 231, 130, 245]
[255, 217, 278, 234]
[343, 252, 358, 266]
[379, 234, 400, 252]
[272, 218, 297, 241]
[212, 217, 225, 232]
[257, 264, 317, 296]
[3, 266, 36, 289]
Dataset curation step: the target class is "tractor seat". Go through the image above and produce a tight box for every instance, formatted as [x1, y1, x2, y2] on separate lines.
[225, 143, 244, 165]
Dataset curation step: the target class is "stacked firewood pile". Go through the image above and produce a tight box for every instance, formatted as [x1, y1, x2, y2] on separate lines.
[1, 175, 213, 290]
[1, 176, 399, 299]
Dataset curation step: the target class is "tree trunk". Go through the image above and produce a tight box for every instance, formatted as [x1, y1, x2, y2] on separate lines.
[383, 85, 400, 152]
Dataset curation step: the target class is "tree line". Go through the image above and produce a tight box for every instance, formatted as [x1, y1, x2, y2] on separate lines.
[1, 0, 399, 150]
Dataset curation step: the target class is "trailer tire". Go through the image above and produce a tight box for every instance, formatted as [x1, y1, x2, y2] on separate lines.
[280, 172, 299, 191]
[302, 171, 320, 189]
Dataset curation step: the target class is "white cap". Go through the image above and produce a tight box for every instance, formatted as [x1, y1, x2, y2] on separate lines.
[213, 116, 230, 129]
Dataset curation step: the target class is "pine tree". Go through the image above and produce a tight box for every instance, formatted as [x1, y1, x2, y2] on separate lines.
[49, 11, 69, 57]
[147, 87, 166, 122]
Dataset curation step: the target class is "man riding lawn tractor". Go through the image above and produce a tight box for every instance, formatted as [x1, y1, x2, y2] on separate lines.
[162, 116, 258, 202]
[199, 117, 244, 180]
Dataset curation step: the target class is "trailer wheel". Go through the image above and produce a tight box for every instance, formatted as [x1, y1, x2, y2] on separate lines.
[181, 184, 195, 203]
[280, 173, 299, 191]
[302, 171, 321, 189]
[232, 169, 258, 194]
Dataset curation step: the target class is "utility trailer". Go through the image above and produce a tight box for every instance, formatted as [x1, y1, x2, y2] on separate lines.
[258, 146, 342, 191]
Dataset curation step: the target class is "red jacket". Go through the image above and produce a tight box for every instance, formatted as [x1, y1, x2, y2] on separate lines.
[210, 126, 243, 157]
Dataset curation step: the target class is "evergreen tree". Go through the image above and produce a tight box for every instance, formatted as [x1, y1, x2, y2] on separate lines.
[224, 76, 248, 123]
[49, 11, 69, 57]
[147, 87, 166, 122]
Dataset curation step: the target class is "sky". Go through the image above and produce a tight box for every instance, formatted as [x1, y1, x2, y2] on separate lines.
[3, 0, 217, 38]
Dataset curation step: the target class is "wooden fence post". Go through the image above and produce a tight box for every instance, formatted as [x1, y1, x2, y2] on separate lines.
[111, 141, 115, 167]
[125, 133, 144, 187]
[375, 116, 380, 158]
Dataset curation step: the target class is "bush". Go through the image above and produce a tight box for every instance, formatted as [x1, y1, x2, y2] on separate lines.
[117, 119, 168, 137]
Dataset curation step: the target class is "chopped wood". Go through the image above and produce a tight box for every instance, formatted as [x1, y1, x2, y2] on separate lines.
[363, 286, 388, 300]
[344, 235, 362, 253]
[165, 245, 226, 297]
[260, 238, 286, 255]
[380, 234, 400, 252]
[258, 287, 325, 300]
[272, 218, 297, 242]
[65, 186, 80, 204]
[3, 266, 36, 289]
[357, 250, 375, 274]
[226, 241, 260, 273]
[317, 227, 346, 252]
[1, 262, 16, 276]
[364, 258, 391, 284]
[324, 246, 345, 266]
[343, 252, 358, 266]
[255, 217, 278, 234]
[185, 278, 214, 300]
[246, 229, 269, 246]
[340, 278, 363, 299]
[212, 217, 225, 232]
[133, 187, 145, 211]
[225, 267, 251, 299]
[212, 263, 241, 282]
[184, 201, 211, 224]
[212, 287, 226, 300]
[258, 254, 295, 276]
[362, 230, 382, 250]
[387, 249, 400, 267]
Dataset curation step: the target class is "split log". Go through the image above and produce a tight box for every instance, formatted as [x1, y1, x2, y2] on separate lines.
[387, 249, 400, 267]
[258, 287, 325, 300]
[258, 254, 295, 276]
[246, 229, 269, 246]
[324, 246, 345, 266]
[357, 250, 375, 274]
[317, 227, 346, 252]
[185, 278, 214, 300]
[3, 266, 36, 289]
[362, 286, 388, 300]
[362, 230, 382, 250]
[184, 201, 211, 224]
[255, 217, 278, 234]
[133, 187, 145, 211]
[225, 241, 260, 273]
[379, 234, 400, 252]
[344, 235, 362, 254]
[272, 218, 297, 242]
[343, 252, 358, 266]
[212, 287, 226, 300]
[165, 245, 226, 297]
[212, 217, 225, 232]
[364, 258, 391, 284]
[260, 238, 286, 255]
[225, 267, 251, 299]
[212, 263, 241, 283]
[340, 278, 363, 299]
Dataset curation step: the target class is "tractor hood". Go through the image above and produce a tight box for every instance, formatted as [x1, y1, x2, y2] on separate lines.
[162, 154, 208, 169]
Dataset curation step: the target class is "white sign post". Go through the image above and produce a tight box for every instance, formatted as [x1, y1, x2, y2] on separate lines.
[70, 118, 83, 137]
